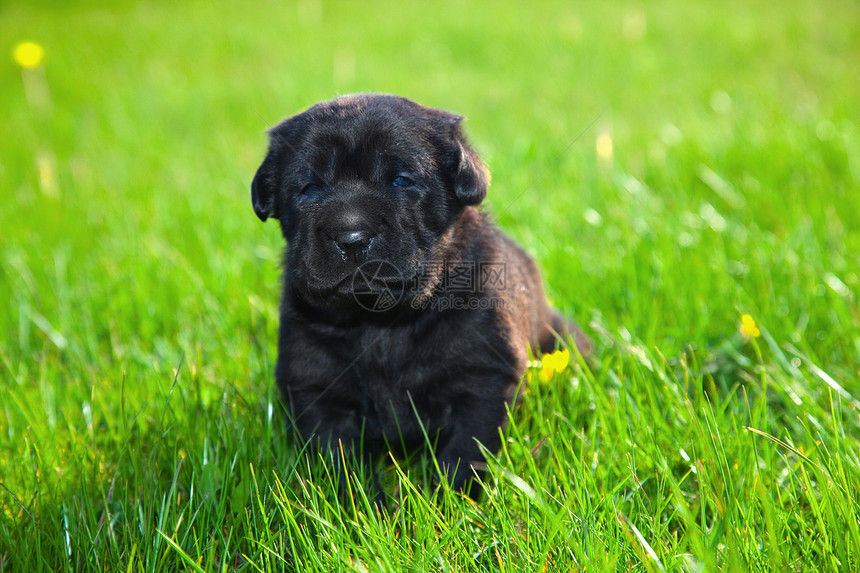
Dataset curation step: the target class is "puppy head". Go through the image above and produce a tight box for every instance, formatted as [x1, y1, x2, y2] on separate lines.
[251, 94, 489, 310]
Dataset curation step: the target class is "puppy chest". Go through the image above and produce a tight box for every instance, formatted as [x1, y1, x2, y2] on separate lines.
[349, 354, 447, 438]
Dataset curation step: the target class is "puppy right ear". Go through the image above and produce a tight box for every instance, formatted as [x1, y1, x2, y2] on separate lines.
[252, 117, 303, 222]
[251, 153, 278, 222]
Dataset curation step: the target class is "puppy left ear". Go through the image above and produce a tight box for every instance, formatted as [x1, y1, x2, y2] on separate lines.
[454, 136, 490, 206]
[440, 115, 488, 206]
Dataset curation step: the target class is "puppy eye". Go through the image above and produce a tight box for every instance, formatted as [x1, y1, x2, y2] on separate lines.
[301, 183, 323, 195]
[392, 175, 415, 188]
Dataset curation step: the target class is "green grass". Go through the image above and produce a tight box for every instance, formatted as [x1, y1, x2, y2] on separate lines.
[2, 0, 859, 570]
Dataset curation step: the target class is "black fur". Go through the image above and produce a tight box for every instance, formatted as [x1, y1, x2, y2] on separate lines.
[251, 94, 590, 502]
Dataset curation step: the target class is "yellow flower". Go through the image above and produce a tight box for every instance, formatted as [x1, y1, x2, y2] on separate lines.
[13, 41, 45, 69]
[740, 313, 760, 338]
[596, 132, 613, 165]
[538, 349, 570, 382]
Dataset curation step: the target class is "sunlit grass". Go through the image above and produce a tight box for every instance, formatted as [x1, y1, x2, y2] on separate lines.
[2, 0, 859, 570]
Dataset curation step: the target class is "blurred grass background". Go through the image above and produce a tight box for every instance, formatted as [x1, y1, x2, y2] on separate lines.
[2, 0, 859, 571]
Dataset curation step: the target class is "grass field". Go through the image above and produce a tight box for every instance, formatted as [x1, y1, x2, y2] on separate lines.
[2, 0, 860, 570]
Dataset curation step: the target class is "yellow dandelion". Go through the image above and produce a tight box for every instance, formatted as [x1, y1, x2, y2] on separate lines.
[13, 41, 45, 69]
[596, 132, 613, 165]
[552, 348, 570, 370]
[538, 348, 570, 382]
[538, 364, 553, 383]
[740, 313, 760, 338]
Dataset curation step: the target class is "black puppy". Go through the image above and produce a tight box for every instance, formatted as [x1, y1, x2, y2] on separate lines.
[252, 94, 589, 502]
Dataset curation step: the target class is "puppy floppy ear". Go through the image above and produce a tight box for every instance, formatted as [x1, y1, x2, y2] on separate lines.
[440, 115, 489, 206]
[251, 117, 305, 222]
[453, 135, 490, 206]
[251, 152, 279, 222]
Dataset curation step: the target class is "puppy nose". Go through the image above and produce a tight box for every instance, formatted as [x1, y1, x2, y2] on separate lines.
[334, 230, 372, 258]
